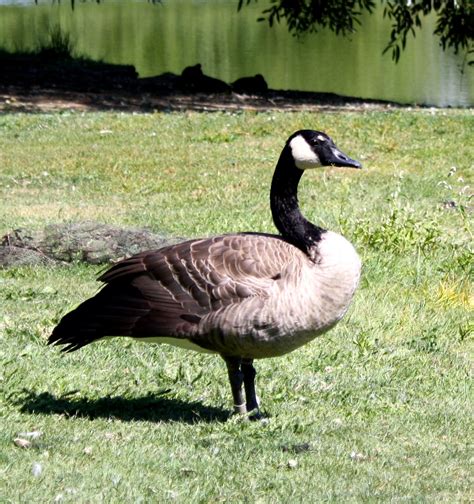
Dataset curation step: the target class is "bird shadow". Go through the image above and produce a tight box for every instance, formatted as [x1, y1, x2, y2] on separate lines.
[15, 389, 230, 424]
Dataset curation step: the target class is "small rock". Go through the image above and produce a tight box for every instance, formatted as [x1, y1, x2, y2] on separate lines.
[111, 474, 121, 486]
[13, 438, 31, 449]
[32, 462, 42, 477]
[287, 459, 298, 469]
[350, 450, 366, 461]
[83, 446, 93, 455]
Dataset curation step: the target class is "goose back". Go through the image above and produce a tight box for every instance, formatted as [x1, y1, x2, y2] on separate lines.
[50, 230, 360, 358]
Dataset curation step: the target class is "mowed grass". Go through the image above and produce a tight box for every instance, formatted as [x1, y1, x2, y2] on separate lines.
[0, 109, 472, 502]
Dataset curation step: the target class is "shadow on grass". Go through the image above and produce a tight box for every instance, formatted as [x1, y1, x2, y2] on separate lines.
[16, 390, 229, 424]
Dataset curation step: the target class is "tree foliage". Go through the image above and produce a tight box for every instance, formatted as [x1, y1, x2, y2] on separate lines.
[238, 0, 473, 66]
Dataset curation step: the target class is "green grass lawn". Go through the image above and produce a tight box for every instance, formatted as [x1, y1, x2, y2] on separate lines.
[0, 109, 472, 502]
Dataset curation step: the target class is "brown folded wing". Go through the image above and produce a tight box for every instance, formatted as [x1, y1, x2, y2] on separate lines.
[49, 233, 298, 352]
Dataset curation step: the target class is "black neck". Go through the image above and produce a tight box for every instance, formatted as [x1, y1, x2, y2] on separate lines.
[270, 145, 325, 255]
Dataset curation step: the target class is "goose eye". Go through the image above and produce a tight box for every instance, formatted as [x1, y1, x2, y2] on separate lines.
[311, 135, 327, 147]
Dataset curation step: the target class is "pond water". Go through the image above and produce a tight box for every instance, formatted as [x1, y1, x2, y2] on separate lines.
[0, 0, 473, 107]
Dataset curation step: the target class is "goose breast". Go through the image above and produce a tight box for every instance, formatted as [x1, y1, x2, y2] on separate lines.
[193, 232, 361, 358]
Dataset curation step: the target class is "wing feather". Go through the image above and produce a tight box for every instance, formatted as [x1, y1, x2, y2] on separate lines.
[49, 233, 300, 352]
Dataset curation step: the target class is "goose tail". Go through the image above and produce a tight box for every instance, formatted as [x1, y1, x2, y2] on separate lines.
[48, 284, 144, 352]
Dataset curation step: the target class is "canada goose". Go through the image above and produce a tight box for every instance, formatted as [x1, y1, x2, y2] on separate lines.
[49, 130, 362, 417]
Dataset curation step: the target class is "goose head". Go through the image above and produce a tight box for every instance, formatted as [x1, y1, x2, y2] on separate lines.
[288, 130, 361, 170]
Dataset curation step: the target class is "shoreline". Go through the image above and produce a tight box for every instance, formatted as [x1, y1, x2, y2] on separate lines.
[0, 54, 470, 113]
[0, 86, 405, 113]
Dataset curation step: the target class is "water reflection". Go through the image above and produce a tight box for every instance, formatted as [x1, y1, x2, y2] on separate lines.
[0, 0, 472, 106]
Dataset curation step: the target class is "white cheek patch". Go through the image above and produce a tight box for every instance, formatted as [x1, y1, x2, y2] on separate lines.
[289, 135, 321, 170]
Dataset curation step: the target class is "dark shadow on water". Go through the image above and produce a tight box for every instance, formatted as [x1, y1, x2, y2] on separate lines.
[17, 390, 230, 424]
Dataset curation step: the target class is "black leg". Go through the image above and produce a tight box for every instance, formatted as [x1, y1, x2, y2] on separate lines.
[224, 356, 247, 414]
[242, 358, 260, 416]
